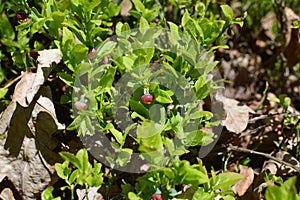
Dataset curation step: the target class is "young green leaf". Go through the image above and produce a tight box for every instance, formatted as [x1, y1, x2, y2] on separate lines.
[76, 149, 90, 174]
[55, 161, 71, 180]
[131, 0, 145, 13]
[213, 172, 244, 191]
[59, 151, 81, 170]
[41, 186, 61, 200]
[221, 5, 234, 20]
[265, 176, 300, 200]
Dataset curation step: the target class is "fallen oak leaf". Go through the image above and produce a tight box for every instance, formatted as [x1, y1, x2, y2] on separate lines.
[26, 49, 61, 106]
[31, 91, 65, 133]
[121, 0, 132, 17]
[0, 49, 62, 135]
[216, 93, 254, 134]
[232, 165, 254, 196]
[12, 71, 36, 107]
[0, 49, 62, 158]
[28, 87, 64, 165]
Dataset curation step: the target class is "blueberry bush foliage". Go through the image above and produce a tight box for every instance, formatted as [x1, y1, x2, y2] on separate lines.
[0, 0, 300, 199]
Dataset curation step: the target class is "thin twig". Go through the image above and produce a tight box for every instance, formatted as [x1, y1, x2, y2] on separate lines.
[3, 74, 23, 89]
[228, 145, 300, 173]
[249, 112, 300, 123]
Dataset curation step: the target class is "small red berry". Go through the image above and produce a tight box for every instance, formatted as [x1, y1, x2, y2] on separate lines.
[152, 189, 164, 200]
[87, 48, 97, 60]
[29, 50, 39, 60]
[141, 94, 154, 104]
[16, 10, 27, 21]
[151, 193, 164, 200]
[74, 98, 88, 110]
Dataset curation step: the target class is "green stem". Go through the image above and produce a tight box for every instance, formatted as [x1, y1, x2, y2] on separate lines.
[71, 185, 75, 200]
[85, 183, 89, 200]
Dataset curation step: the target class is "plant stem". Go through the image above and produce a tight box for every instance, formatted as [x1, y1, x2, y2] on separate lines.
[228, 145, 300, 173]
[85, 183, 89, 200]
[71, 185, 74, 200]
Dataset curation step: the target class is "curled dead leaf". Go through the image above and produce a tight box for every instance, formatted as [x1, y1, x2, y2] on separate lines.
[12, 71, 36, 107]
[0, 49, 62, 135]
[232, 165, 254, 196]
[121, 0, 132, 17]
[216, 93, 254, 134]
[26, 49, 61, 106]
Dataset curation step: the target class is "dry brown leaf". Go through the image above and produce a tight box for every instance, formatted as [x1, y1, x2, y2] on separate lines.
[0, 49, 62, 135]
[276, 150, 300, 173]
[0, 188, 15, 200]
[12, 71, 36, 107]
[0, 103, 16, 136]
[0, 176, 23, 200]
[232, 165, 254, 196]
[216, 93, 254, 133]
[26, 49, 61, 106]
[0, 49, 63, 160]
[0, 87, 63, 199]
[283, 7, 300, 50]
[76, 186, 103, 200]
[0, 71, 35, 137]
[284, 28, 300, 68]
[263, 160, 278, 175]
[31, 93, 65, 132]
[120, 0, 132, 17]
[31, 89, 65, 165]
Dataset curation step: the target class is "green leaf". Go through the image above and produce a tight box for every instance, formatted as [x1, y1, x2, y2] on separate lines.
[131, 0, 145, 13]
[173, 160, 209, 186]
[117, 148, 133, 167]
[187, 130, 214, 146]
[128, 192, 142, 200]
[129, 99, 149, 117]
[92, 160, 102, 174]
[213, 172, 244, 191]
[59, 152, 81, 170]
[48, 11, 65, 31]
[57, 72, 74, 86]
[86, 174, 104, 187]
[70, 44, 88, 65]
[97, 40, 116, 59]
[105, 123, 124, 145]
[0, 88, 8, 99]
[68, 169, 79, 185]
[156, 89, 173, 104]
[267, 97, 280, 104]
[99, 67, 116, 87]
[60, 185, 69, 191]
[67, 115, 82, 131]
[121, 183, 132, 196]
[76, 173, 86, 186]
[222, 195, 236, 200]
[76, 149, 90, 174]
[55, 161, 71, 180]
[221, 5, 234, 20]
[62, 27, 75, 46]
[116, 22, 124, 36]
[137, 121, 163, 152]
[85, 0, 102, 11]
[195, 76, 211, 99]
[63, 20, 86, 43]
[265, 176, 300, 200]
[193, 188, 214, 200]
[182, 10, 190, 27]
[184, 167, 210, 185]
[0, 13, 15, 40]
[139, 17, 149, 35]
[122, 23, 131, 34]
[41, 186, 61, 200]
